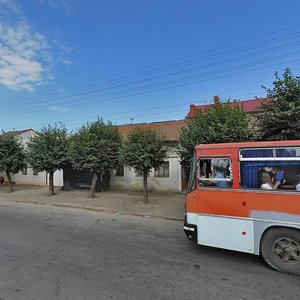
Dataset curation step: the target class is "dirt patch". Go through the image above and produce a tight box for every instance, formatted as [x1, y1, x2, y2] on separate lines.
[0, 184, 186, 220]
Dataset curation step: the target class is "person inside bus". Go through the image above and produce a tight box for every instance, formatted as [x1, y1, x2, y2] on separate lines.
[207, 159, 230, 188]
[295, 173, 300, 191]
[260, 171, 281, 190]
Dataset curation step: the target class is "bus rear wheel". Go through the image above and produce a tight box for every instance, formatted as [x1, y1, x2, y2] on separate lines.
[261, 227, 300, 275]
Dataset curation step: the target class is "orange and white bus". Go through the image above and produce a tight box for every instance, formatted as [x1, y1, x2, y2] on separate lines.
[184, 140, 300, 275]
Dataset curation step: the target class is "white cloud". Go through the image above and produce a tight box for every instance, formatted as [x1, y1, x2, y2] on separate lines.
[62, 58, 73, 65]
[0, 0, 75, 91]
[37, 0, 72, 13]
[52, 39, 74, 67]
[52, 39, 73, 54]
[0, 0, 22, 15]
[47, 105, 68, 113]
[0, 1, 51, 91]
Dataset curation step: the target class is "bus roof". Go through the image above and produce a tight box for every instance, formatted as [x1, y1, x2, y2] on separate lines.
[195, 140, 300, 150]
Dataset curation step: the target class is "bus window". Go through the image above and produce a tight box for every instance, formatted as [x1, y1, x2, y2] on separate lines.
[186, 151, 197, 192]
[198, 158, 232, 188]
[240, 147, 300, 190]
[240, 147, 300, 159]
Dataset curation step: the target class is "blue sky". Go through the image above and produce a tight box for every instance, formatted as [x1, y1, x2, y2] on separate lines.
[1, 0, 300, 132]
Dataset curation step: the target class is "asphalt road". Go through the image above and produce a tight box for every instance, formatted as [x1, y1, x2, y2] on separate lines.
[0, 202, 299, 300]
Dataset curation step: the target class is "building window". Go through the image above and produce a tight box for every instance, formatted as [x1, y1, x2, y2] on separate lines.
[115, 165, 124, 177]
[136, 170, 149, 177]
[22, 164, 27, 175]
[154, 162, 170, 178]
[198, 158, 232, 188]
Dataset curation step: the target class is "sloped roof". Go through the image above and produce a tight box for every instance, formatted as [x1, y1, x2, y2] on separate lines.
[4, 128, 36, 136]
[186, 98, 271, 118]
[117, 120, 186, 141]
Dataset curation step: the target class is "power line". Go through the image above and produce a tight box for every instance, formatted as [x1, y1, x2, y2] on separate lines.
[3, 36, 297, 110]
[0, 54, 299, 116]
[1, 29, 299, 109]
[1, 26, 300, 130]
[1, 77, 269, 131]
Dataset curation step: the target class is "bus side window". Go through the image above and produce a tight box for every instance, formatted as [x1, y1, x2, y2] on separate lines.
[198, 158, 232, 188]
[240, 161, 300, 190]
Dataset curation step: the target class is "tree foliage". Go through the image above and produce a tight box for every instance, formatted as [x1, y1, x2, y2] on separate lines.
[0, 133, 25, 192]
[178, 101, 251, 169]
[257, 68, 300, 140]
[69, 119, 121, 198]
[120, 127, 168, 203]
[26, 124, 69, 196]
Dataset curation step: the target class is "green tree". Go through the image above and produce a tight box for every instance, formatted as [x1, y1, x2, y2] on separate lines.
[0, 133, 26, 192]
[179, 101, 251, 170]
[120, 127, 168, 203]
[257, 68, 300, 140]
[69, 119, 121, 198]
[26, 124, 69, 196]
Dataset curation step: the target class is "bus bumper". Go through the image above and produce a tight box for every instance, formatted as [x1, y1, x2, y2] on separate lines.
[184, 218, 198, 243]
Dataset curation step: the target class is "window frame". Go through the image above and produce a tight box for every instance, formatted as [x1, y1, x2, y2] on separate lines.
[21, 164, 28, 176]
[135, 170, 150, 177]
[115, 165, 124, 177]
[239, 147, 300, 190]
[154, 161, 170, 178]
[239, 147, 300, 161]
[197, 157, 233, 189]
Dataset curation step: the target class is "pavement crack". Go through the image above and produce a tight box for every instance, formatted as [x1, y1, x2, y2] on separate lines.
[54, 279, 60, 296]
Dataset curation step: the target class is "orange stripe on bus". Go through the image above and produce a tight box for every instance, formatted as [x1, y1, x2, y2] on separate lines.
[186, 190, 300, 218]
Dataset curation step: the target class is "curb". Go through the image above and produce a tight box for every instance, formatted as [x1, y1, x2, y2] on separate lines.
[0, 198, 184, 222]
[52, 203, 184, 222]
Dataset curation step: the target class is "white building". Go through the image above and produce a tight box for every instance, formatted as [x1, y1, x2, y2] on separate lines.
[110, 120, 186, 192]
[2, 98, 268, 191]
[1, 129, 63, 187]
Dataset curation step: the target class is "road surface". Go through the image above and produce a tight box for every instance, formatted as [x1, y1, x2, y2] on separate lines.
[0, 202, 299, 299]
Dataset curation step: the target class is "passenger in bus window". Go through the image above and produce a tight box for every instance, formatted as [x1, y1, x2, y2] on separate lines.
[274, 168, 285, 184]
[260, 172, 281, 190]
[295, 174, 300, 191]
[210, 159, 230, 188]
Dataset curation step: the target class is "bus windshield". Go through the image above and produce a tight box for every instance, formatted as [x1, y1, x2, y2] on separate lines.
[187, 151, 196, 193]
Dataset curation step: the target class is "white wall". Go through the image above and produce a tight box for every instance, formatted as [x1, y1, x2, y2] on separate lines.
[12, 168, 46, 185]
[110, 154, 182, 192]
[7, 169, 64, 187]
[4, 130, 64, 187]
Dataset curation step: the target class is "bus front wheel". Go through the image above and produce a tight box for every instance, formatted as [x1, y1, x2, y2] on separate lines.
[261, 227, 300, 275]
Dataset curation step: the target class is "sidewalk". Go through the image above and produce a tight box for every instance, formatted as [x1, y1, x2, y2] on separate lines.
[0, 185, 186, 221]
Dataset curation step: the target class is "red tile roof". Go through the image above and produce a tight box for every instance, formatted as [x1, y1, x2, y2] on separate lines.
[2, 129, 36, 136]
[117, 120, 185, 141]
[186, 98, 271, 118]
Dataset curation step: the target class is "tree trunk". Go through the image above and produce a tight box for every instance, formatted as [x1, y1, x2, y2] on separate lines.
[90, 173, 98, 198]
[99, 173, 103, 192]
[49, 171, 54, 196]
[5, 170, 13, 192]
[143, 170, 149, 204]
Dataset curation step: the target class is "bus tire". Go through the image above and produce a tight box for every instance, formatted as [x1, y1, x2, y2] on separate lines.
[260, 227, 300, 275]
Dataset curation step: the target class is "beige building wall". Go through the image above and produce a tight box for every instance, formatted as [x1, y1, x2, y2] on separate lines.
[110, 154, 182, 192]
[1, 129, 64, 187]
[11, 169, 64, 187]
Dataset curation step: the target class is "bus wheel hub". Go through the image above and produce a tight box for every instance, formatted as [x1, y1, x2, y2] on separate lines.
[273, 237, 300, 264]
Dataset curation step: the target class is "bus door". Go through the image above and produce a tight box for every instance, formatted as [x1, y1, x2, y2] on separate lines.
[186, 156, 255, 254]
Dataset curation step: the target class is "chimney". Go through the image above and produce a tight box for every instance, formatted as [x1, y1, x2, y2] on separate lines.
[187, 104, 196, 118]
[214, 96, 219, 105]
